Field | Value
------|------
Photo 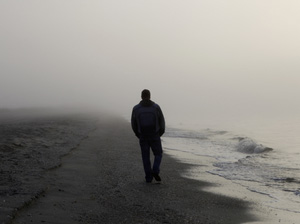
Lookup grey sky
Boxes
[1,0,300,120]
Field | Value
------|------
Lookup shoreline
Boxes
[3,113,258,224]
[164,145,300,224]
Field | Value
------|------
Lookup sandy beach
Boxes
[1,111,257,224]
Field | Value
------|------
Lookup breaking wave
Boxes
[236,138,273,154]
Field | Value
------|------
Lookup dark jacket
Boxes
[131,99,165,138]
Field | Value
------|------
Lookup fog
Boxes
[1,0,300,122]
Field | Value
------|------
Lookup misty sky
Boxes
[1,0,300,120]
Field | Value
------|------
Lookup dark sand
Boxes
[2,113,257,224]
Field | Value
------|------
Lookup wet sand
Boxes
[2,111,257,224]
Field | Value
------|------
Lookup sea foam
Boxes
[237,138,273,154]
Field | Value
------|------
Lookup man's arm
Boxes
[157,105,165,136]
[131,108,140,138]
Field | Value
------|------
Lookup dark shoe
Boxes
[146,176,153,183]
[152,173,161,182]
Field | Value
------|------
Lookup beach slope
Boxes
[10,114,256,224]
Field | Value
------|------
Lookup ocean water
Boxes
[163,113,300,214]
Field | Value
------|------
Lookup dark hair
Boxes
[141,89,151,100]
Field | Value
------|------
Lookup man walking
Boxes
[131,89,165,183]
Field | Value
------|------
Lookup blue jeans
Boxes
[139,135,163,181]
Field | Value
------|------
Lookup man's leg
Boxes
[150,136,163,177]
[153,155,162,174]
[139,138,153,182]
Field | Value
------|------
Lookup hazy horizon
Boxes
[1,1,300,121]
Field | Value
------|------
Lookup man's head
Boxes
[141,89,151,100]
